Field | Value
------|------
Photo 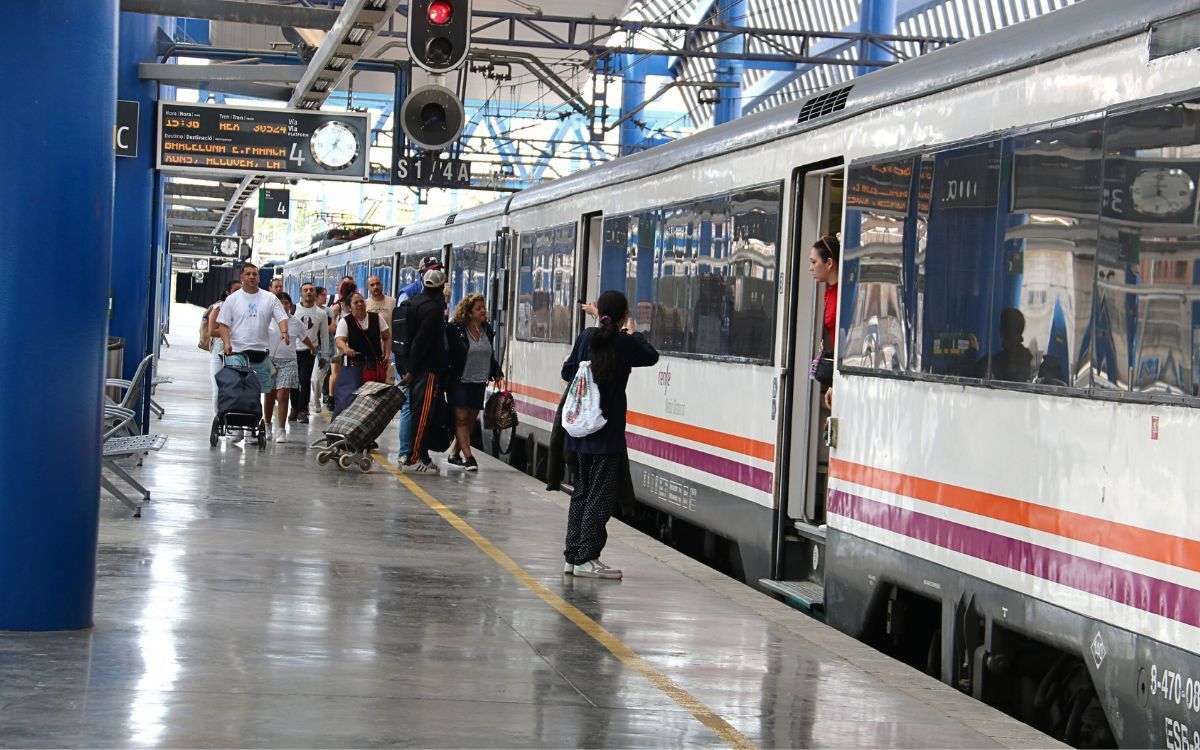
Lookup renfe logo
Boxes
[657,363,671,394]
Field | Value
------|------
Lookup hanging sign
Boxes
[156,101,370,181]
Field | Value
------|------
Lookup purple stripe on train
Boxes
[512,396,774,493]
[828,489,1200,628]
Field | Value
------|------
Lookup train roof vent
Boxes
[795,86,852,125]
[444,213,458,226]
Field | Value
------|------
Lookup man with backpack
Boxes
[398,267,449,474]
[392,255,443,464]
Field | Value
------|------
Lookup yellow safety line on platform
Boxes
[376,454,756,750]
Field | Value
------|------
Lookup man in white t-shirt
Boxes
[217,263,289,418]
[290,282,328,424]
[365,275,395,319]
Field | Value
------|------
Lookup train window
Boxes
[840,157,926,373]
[994,122,1102,389]
[516,223,576,343]
[597,185,781,362]
[920,141,1005,379]
[450,242,488,310]
[1094,101,1200,399]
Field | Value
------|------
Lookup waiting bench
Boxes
[101,433,167,518]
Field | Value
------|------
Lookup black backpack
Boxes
[391,297,415,372]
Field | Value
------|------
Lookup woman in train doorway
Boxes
[326,279,356,414]
[809,234,840,410]
[560,291,658,579]
[332,292,390,419]
[445,293,502,471]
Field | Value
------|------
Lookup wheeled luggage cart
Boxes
[210,364,268,450]
[311,381,404,472]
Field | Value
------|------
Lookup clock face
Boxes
[1129,167,1195,217]
[309,121,359,170]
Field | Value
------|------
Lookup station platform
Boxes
[0,304,1061,749]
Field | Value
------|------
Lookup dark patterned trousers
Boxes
[564,453,620,566]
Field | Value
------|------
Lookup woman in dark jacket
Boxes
[560,290,658,579]
[445,293,502,471]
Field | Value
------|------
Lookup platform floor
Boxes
[0,304,1061,749]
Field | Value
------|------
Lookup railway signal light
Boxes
[408,0,473,73]
[400,84,466,152]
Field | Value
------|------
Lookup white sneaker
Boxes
[573,560,622,579]
[229,431,244,443]
[563,562,575,574]
[265,426,274,441]
[401,459,439,474]
[275,431,288,443]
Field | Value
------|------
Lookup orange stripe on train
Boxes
[830,458,1200,574]
[507,381,775,463]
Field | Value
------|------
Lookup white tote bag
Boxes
[561,361,607,438]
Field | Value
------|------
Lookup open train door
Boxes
[762,158,843,615]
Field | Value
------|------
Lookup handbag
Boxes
[562,361,607,438]
[483,389,518,430]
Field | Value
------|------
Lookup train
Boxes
[282,2,1200,746]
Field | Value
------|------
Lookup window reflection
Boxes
[450,242,488,310]
[1001,122,1102,387]
[598,184,781,362]
[840,157,923,372]
[517,224,576,343]
[1094,103,1200,397]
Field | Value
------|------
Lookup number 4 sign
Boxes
[259,188,290,219]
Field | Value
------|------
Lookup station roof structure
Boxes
[124,0,1081,237]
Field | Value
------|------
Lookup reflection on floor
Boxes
[0,303,1058,749]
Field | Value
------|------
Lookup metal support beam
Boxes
[384,7,954,67]
[121,0,338,29]
[858,0,899,76]
[163,182,236,199]
[139,62,306,83]
[712,0,746,126]
[618,54,649,157]
[468,49,589,117]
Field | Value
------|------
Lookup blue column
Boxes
[713,0,746,126]
[857,0,897,77]
[112,11,168,430]
[619,54,648,157]
[0,1,117,631]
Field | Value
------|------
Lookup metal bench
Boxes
[101,433,167,518]
[149,376,172,418]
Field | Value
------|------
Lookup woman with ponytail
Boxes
[560,290,659,579]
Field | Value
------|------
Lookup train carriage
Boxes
[281,2,1200,744]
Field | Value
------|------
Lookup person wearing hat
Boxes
[400,266,450,473]
[392,254,445,463]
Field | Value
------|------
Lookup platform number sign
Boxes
[259,188,290,220]
[393,155,472,188]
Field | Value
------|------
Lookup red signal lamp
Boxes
[427,0,453,25]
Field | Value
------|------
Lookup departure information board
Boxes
[156,102,370,182]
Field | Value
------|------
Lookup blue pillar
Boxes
[112,12,168,430]
[619,54,648,157]
[0,1,117,631]
[857,0,897,77]
[713,0,746,126]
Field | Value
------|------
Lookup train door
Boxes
[766,159,843,612]
[577,212,603,333]
[490,230,512,366]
